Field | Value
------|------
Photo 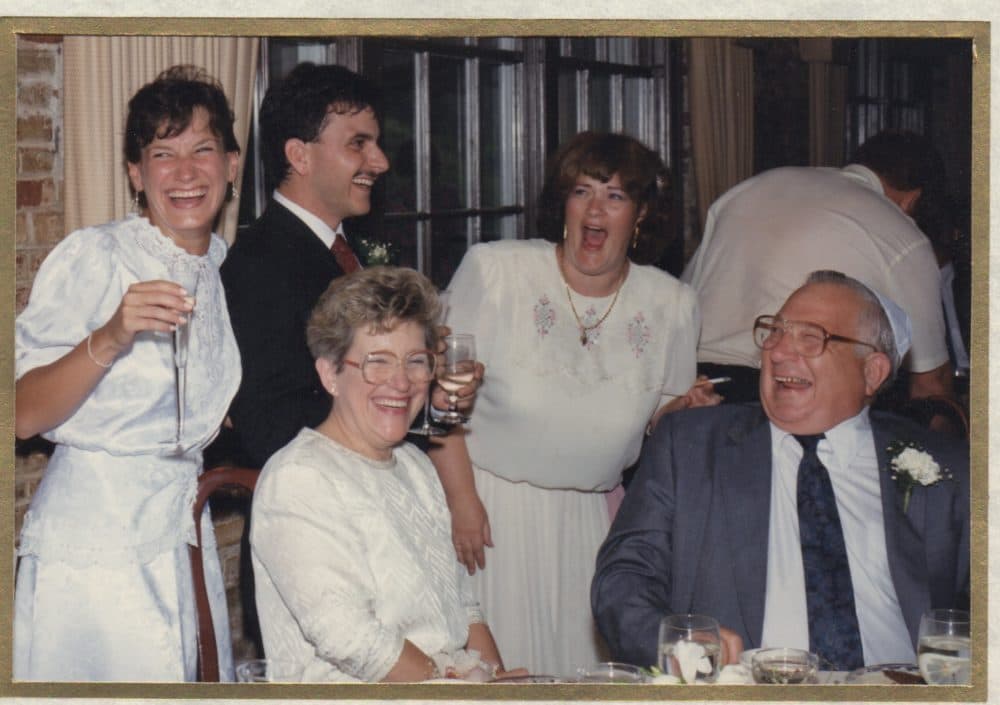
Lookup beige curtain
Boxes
[800,39,847,167]
[688,38,754,232]
[64,36,259,243]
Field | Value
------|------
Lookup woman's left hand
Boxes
[648,375,723,432]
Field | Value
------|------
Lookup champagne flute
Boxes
[169,262,199,454]
[437,334,476,425]
[918,608,971,684]
[657,613,723,684]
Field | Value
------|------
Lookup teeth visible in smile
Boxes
[353,176,375,187]
[775,375,810,385]
[168,188,207,198]
[375,398,407,409]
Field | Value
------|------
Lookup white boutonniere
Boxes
[355,237,398,266]
[886,440,952,513]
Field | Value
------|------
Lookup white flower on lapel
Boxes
[355,237,397,266]
[886,440,952,513]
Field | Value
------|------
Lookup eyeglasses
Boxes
[342,349,437,385]
[752,315,877,358]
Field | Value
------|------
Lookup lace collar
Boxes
[127,214,227,269]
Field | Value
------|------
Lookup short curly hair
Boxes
[307,267,442,370]
[124,65,239,207]
[537,131,672,265]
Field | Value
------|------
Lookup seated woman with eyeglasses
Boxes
[249,267,522,682]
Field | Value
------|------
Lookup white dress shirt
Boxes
[761,408,916,665]
[273,189,347,248]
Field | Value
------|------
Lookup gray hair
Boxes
[804,270,899,384]
[307,266,442,370]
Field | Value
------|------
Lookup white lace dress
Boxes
[13,215,241,681]
[444,239,699,676]
[250,429,484,682]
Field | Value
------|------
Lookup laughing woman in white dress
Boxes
[250,268,522,682]
[428,132,721,677]
[13,66,241,682]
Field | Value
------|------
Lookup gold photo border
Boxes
[0,16,989,702]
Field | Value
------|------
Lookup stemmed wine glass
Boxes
[169,261,199,454]
[657,613,723,684]
[437,334,476,425]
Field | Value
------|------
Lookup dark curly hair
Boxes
[537,131,671,265]
[124,65,240,207]
[259,62,383,192]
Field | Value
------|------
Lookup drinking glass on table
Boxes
[235,658,303,683]
[437,334,476,425]
[750,648,819,684]
[918,608,971,684]
[168,262,199,454]
[658,614,723,684]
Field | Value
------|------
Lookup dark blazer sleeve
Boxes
[221,205,342,467]
[592,413,680,668]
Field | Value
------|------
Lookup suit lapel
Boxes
[873,418,930,645]
[719,408,773,646]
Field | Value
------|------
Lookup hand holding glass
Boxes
[657,614,723,684]
[437,334,476,425]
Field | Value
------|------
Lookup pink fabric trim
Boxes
[605,484,626,522]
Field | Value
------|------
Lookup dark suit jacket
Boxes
[591,404,969,668]
[220,201,349,468]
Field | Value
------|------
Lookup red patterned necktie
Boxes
[330,236,363,274]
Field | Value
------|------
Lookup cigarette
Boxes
[700,376,732,386]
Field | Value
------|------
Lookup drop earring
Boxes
[632,222,640,250]
[563,223,568,241]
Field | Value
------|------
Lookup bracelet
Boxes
[86,332,114,369]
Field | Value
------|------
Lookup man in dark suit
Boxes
[592,270,969,671]
[220,63,389,468]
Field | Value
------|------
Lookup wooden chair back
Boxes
[190,466,259,682]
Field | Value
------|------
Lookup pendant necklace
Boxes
[558,248,627,346]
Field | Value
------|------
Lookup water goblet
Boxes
[437,334,476,425]
[918,608,971,685]
[657,613,723,684]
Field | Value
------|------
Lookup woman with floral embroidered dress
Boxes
[13,66,241,681]
[428,131,721,677]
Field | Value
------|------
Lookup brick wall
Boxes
[13,35,258,665]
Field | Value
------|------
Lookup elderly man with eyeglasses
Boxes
[592,270,969,673]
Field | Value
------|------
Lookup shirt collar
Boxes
[771,406,872,463]
[272,190,345,249]
[841,164,886,198]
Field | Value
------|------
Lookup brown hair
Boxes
[537,131,671,265]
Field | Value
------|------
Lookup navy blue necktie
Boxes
[795,433,864,671]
